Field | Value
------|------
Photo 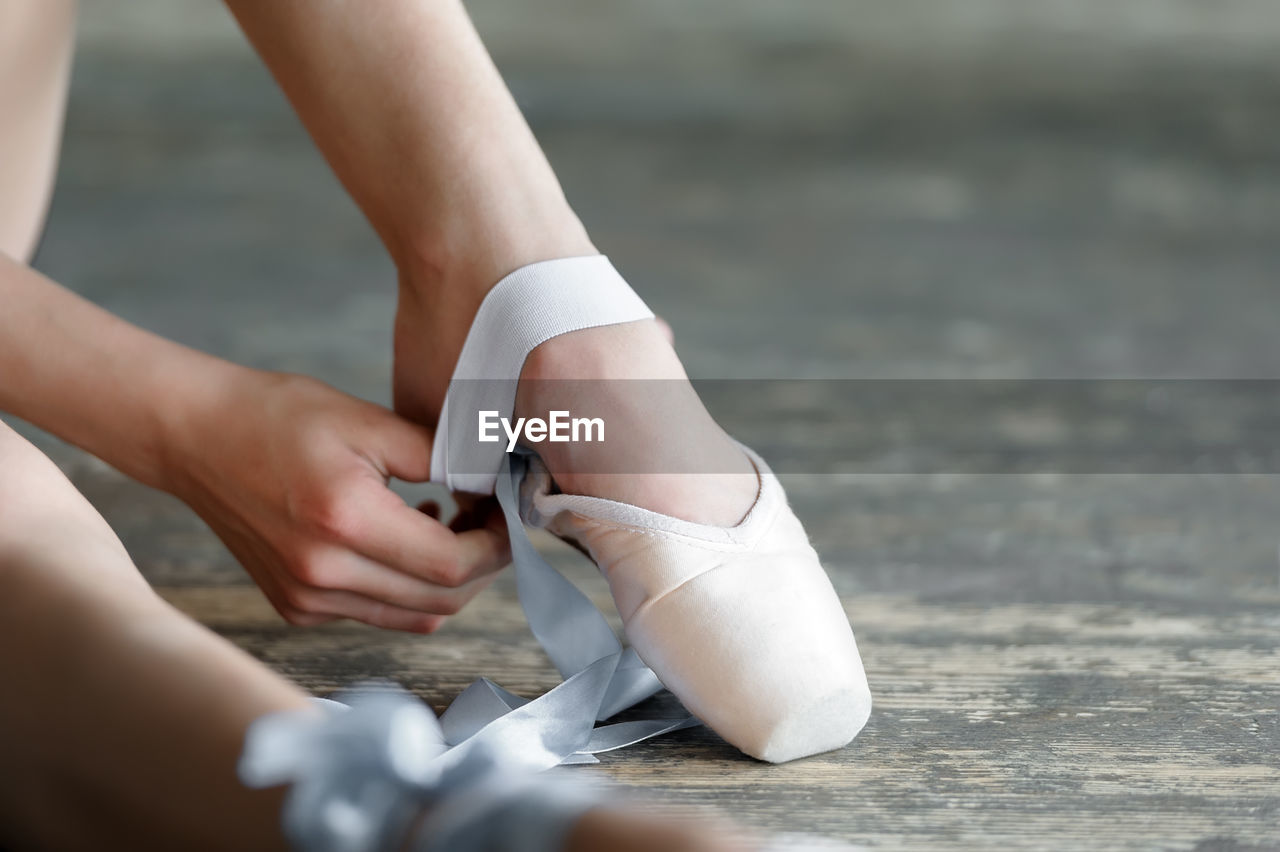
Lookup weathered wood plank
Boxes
[152,574,1280,850]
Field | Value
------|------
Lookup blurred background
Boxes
[18,1,1280,848]
[39,0,1280,386]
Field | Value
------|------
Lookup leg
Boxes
[0,421,756,849]
[0,0,75,263]
[0,420,307,850]
[225,0,757,525]
[227,0,868,765]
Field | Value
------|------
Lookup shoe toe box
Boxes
[618,521,872,763]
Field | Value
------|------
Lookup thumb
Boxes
[373,413,435,483]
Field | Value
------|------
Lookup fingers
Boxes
[330,479,510,588]
[295,545,500,619]
[222,537,344,629]
[448,493,510,563]
[285,490,507,631]
[355,412,510,584]
[274,404,511,628]
[374,416,434,483]
[282,586,450,634]
[237,534,490,634]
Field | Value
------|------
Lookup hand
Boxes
[160,367,509,633]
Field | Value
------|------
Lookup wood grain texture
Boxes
[127,487,1278,852]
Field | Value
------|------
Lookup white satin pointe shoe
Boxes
[518,444,871,763]
[432,255,872,763]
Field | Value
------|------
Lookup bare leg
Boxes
[223,0,867,773]
[225,0,758,526]
[0,419,754,850]
[0,0,75,262]
[0,420,306,851]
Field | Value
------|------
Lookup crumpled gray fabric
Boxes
[241,686,610,852]
[239,448,698,851]
[431,447,698,770]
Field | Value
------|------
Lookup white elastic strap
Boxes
[430,255,654,493]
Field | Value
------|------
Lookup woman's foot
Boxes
[514,318,759,527]
[394,248,870,764]
[395,266,757,527]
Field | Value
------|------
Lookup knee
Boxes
[0,421,113,548]
[0,418,42,468]
[0,0,77,264]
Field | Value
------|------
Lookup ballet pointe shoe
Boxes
[518,445,871,762]
[432,255,872,762]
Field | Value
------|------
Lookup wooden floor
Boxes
[59,461,1280,850]
[16,2,1280,849]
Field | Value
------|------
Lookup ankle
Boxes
[391,218,598,427]
[520,320,684,384]
[396,205,597,316]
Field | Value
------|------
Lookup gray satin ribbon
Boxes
[241,449,699,850]
[436,447,697,770]
[241,686,855,852]
[242,687,613,852]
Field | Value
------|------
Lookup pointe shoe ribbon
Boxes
[248,447,697,790]
[433,448,700,766]
[239,685,620,852]
[240,683,863,852]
